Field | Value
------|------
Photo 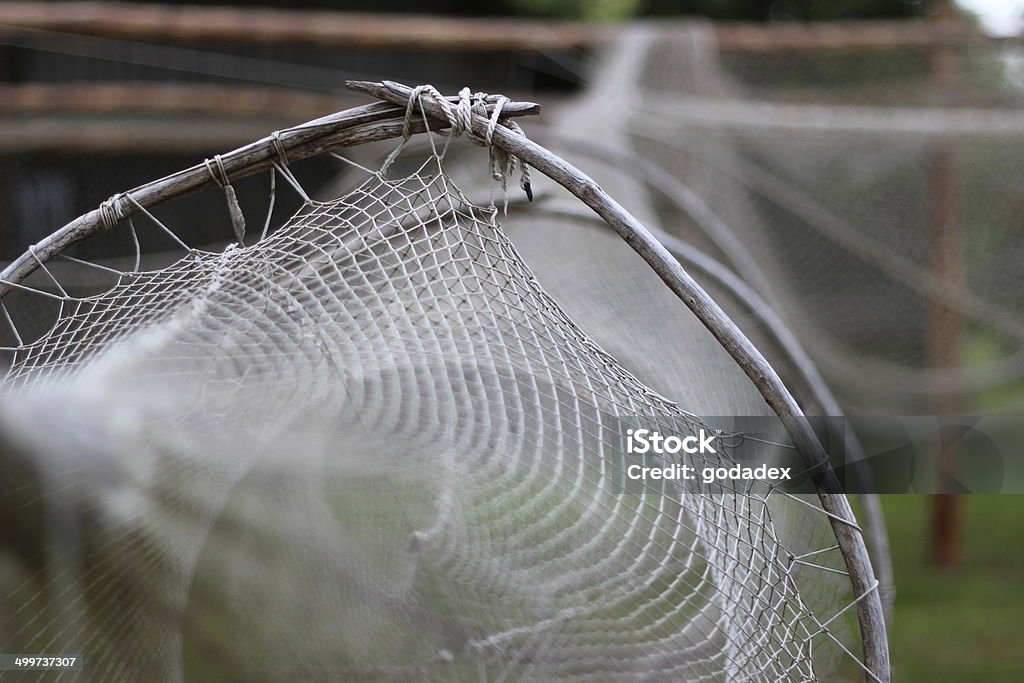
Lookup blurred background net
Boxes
[618,23,1024,415]
[3,4,1020,418]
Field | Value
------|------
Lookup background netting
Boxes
[598,24,1024,415]
[0,117,874,680]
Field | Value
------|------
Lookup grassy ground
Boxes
[882,495,1024,681]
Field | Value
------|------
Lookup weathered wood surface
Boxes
[0,2,1004,53]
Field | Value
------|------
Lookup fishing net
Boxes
[596,23,1024,415]
[0,85,883,681]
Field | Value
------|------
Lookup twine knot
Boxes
[99,194,127,230]
[385,84,532,200]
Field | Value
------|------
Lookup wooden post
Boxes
[927,0,963,568]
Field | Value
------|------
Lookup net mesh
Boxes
[611,23,1024,414]
[0,122,873,680]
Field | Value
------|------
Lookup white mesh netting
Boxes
[0,85,881,681]
[590,23,1024,415]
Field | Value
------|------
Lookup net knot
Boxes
[396,84,485,141]
[387,84,533,201]
[99,193,127,230]
[204,155,231,188]
[270,131,290,166]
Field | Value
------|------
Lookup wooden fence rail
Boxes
[0,2,1012,53]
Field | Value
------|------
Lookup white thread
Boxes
[485,95,508,147]
[271,160,310,203]
[29,246,68,299]
[123,194,191,252]
[99,194,126,230]
[270,131,290,166]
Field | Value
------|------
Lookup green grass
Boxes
[882,495,1024,682]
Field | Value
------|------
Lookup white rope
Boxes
[123,194,191,252]
[98,193,127,231]
[259,167,276,243]
[381,84,532,200]
[0,300,23,346]
[271,160,310,203]
[127,217,141,273]
[29,246,69,299]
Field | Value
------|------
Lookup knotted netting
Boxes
[0,84,884,681]
[589,22,1024,415]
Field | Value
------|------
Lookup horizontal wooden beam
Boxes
[0,117,297,152]
[0,83,355,117]
[714,19,998,52]
[0,83,358,152]
[0,2,1007,53]
[0,2,597,51]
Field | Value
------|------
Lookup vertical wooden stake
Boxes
[927,0,963,568]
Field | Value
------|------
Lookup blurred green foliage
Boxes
[882,495,1024,681]
[503,0,643,20]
